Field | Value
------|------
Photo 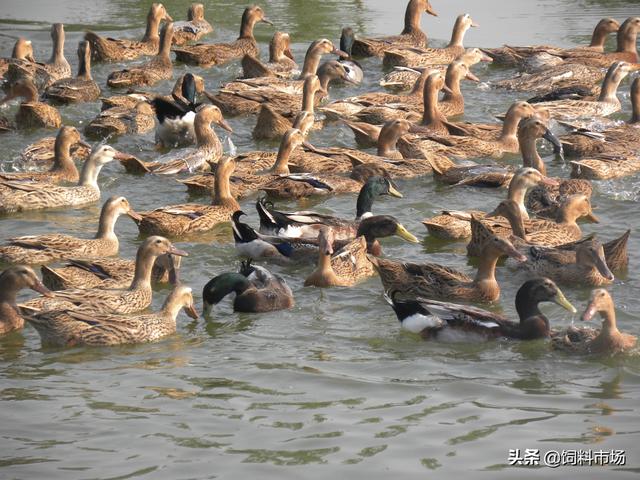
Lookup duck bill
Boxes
[126,210,143,222]
[480,52,493,62]
[441,84,453,94]
[540,175,560,187]
[284,47,295,60]
[425,4,438,16]
[395,224,419,243]
[585,212,600,223]
[581,302,598,322]
[387,183,403,198]
[465,71,480,82]
[261,17,274,26]
[31,281,53,297]
[78,140,93,149]
[332,47,349,59]
[168,246,189,257]
[543,128,564,157]
[164,13,174,22]
[113,150,133,161]
[594,254,615,282]
[184,303,199,319]
[554,289,577,314]
[471,21,480,28]
[506,246,528,263]
[217,119,233,133]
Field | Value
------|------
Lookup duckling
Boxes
[0,145,126,214]
[24,284,197,348]
[519,237,614,287]
[0,126,88,184]
[304,227,374,287]
[337,27,363,84]
[0,78,61,129]
[137,156,240,237]
[20,236,188,315]
[107,22,174,88]
[0,196,141,265]
[255,176,403,240]
[552,289,636,355]
[371,232,527,303]
[5,24,70,90]
[351,0,437,57]
[0,38,35,81]
[173,5,272,67]
[41,252,179,291]
[84,101,155,139]
[385,278,576,341]
[203,259,293,314]
[241,32,297,79]
[383,13,478,68]
[530,62,631,121]
[0,266,52,335]
[172,3,213,46]
[44,41,100,104]
[84,3,173,62]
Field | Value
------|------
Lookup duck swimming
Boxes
[44,40,100,104]
[172,3,213,46]
[0,266,52,335]
[0,78,62,129]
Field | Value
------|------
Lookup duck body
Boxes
[85,102,155,139]
[44,41,100,104]
[172,3,213,46]
[241,31,297,79]
[0,78,61,129]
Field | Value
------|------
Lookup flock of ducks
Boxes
[0,1,637,355]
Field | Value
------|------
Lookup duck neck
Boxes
[78,157,104,188]
[516,296,543,324]
[51,132,76,175]
[161,290,189,319]
[507,184,531,221]
[421,84,444,128]
[473,246,500,296]
[442,70,462,103]
[598,304,619,337]
[301,85,317,112]
[77,48,91,80]
[195,119,219,149]
[50,28,65,65]
[590,24,610,48]
[94,207,119,241]
[598,73,623,103]
[409,72,429,96]
[0,277,19,304]
[448,21,467,48]
[377,128,402,156]
[520,137,545,175]
[300,50,322,78]
[616,21,639,55]
[270,139,294,175]
[497,111,522,144]
[239,15,257,40]
[501,206,528,238]
[402,0,423,34]
[157,26,173,61]
[142,11,162,42]
[355,186,377,218]
[310,251,339,285]
[129,249,157,291]
[318,70,335,95]
[555,207,581,235]
[213,164,235,207]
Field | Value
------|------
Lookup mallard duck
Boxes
[0,266,52,335]
[241,32,297,79]
[41,253,179,291]
[173,5,272,67]
[0,78,61,129]
[0,38,35,81]
[255,175,403,241]
[44,41,100,104]
[0,196,141,264]
[552,289,636,355]
[518,237,614,287]
[530,62,631,121]
[304,227,374,287]
[20,236,188,315]
[0,126,88,184]
[107,22,174,88]
[371,231,527,303]
[383,13,478,68]
[172,3,213,46]
[137,156,240,237]
[423,167,558,240]
[5,23,71,90]
[25,284,197,348]
[85,101,155,139]
[203,259,293,314]
[483,18,620,66]
[337,27,363,84]
[385,277,576,341]
[351,0,437,57]
[84,3,172,62]
[0,145,125,214]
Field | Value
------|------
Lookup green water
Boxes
[1,1,639,478]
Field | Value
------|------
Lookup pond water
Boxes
[1,1,639,478]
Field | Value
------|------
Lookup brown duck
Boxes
[44,40,100,104]
[0,266,51,335]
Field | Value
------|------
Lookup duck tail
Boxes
[604,229,630,272]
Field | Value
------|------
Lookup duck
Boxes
[0,196,141,265]
[84,3,173,62]
[19,131,90,167]
[383,13,479,68]
[151,73,202,148]
[121,105,233,175]
[423,167,559,240]
[0,266,52,335]
[137,156,240,237]
[41,253,180,291]
[107,22,174,88]
[5,23,71,90]
[84,101,156,139]
[203,259,293,314]
[44,41,100,104]
[337,27,364,84]
[20,236,188,315]
[304,227,374,287]
[351,0,437,57]
[0,78,62,129]
[552,289,636,355]
[483,18,620,66]
[529,61,630,121]
[172,3,213,46]
[570,150,640,180]
[518,237,615,287]
[525,177,593,219]
[255,175,403,241]
[385,277,576,341]
[241,32,297,79]
[403,70,451,138]
[172,5,272,67]
[371,231,527,303]
[0,126,88,184]
[0,38,35,81]
[24,284,197,348]
[0,145,125,214]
